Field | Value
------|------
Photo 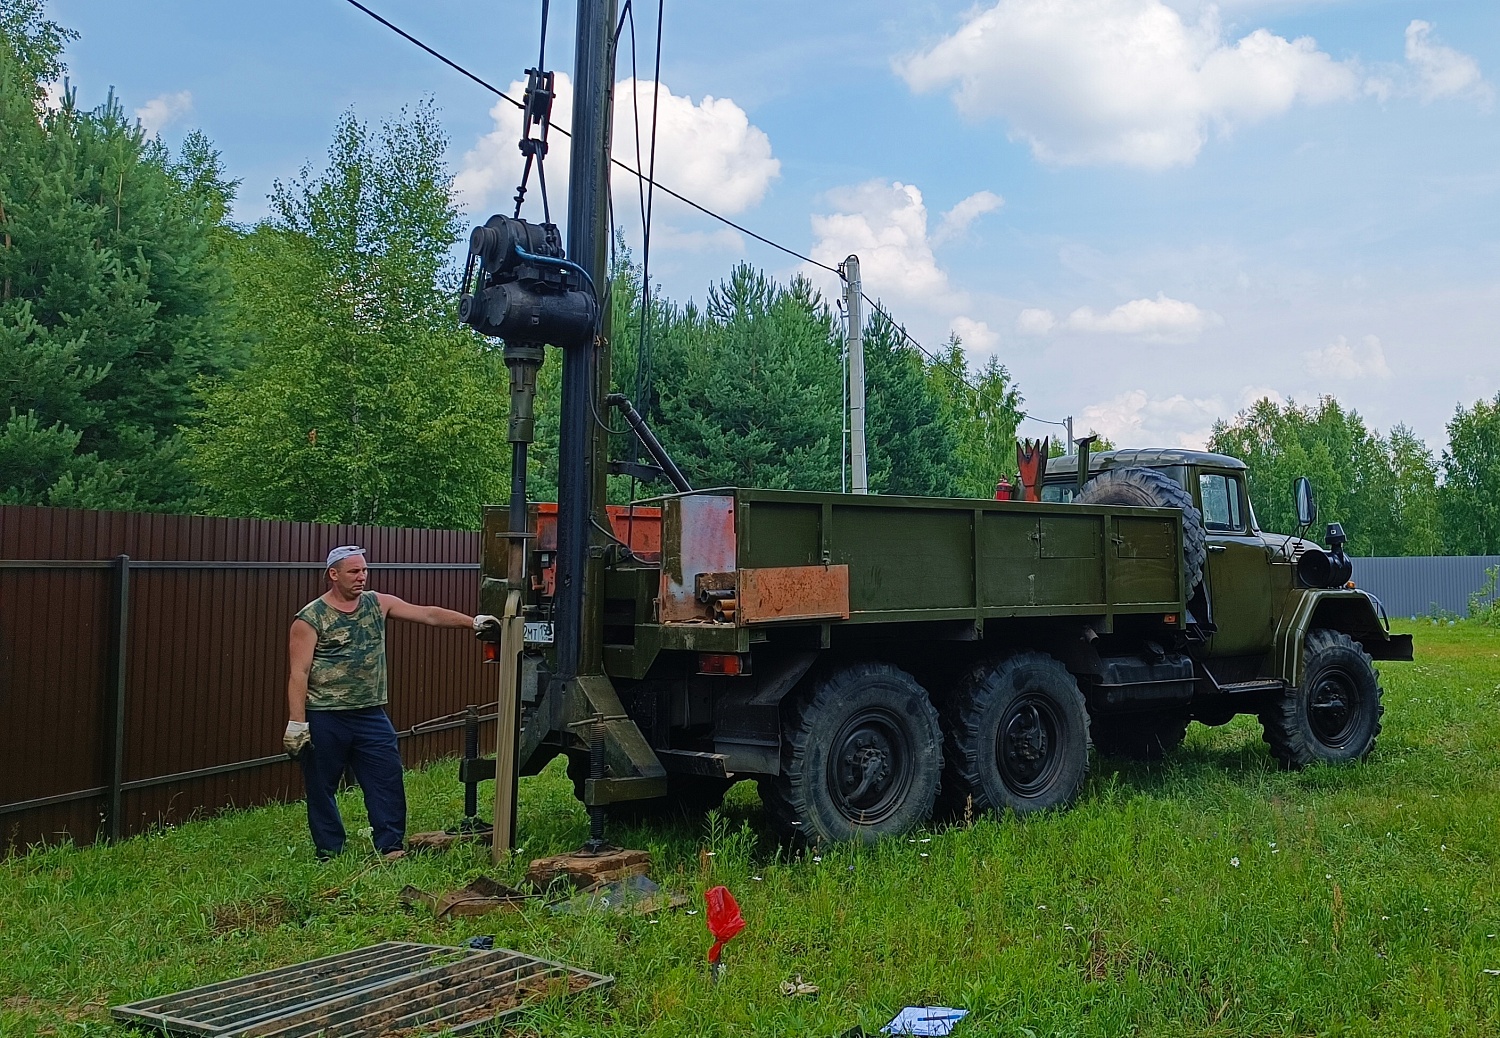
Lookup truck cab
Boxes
[1042,448,1412,754]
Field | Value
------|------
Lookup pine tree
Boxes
[1,2,238,509]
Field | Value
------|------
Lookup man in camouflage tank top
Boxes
[284,545,496,860]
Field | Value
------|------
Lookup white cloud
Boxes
[1016,308,1057,335]
[898,0,1360,168]
[934,190,1004,244]
[134,91,193,134]
[1067,294,1218,336]
[1014,294,1218,338]
[1404,20,1492,106]
[809,180,958,306]
[950,315,999,352]
[1080,388,1226,449]
[649,225,745,253]
[455,74,780,223]
[1303,334,1392,380]
[41,80,66,111]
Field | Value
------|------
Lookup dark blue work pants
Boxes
[300,706,406,856]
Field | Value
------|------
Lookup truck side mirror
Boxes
[1294,477,1318,528]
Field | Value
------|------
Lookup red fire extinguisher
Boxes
[994,476,1013,501]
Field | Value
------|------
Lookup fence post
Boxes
[106,553,130,842]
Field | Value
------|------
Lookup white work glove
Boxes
[283,720,312,761]
[473,614,501,633]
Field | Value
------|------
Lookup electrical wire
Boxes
[858,291,1065,430]
[338,0,842,277]
[634,1,665,440]
[340,0,1068,437]
[340,0,523,106]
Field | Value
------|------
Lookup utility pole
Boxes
[1065,416,1074,456]
[555,0,616,685]
[843,255,868,494]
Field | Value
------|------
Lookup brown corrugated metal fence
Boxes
[0,505,494,855]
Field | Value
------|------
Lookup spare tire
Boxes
[1075,467,1207,593]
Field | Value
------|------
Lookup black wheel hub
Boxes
[827,710,911,824]
[1309,671,1361,748]
[998,697,1061,797]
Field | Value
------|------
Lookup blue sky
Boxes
[48,0,1499,454]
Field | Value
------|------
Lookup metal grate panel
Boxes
[111,941,612,1036]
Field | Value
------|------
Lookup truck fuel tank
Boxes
[1090,653,1197,708]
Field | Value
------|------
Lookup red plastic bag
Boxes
[704,885,745,965]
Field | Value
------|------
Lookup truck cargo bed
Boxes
[657,488,1187,630]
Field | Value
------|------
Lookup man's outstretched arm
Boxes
[379,594,494,629]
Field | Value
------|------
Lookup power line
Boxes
[339,0,840,276]
[339,1,1066,432]
[859,291,1067,431]
[341,0,522,106]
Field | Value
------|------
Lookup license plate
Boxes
[523,621,554,645]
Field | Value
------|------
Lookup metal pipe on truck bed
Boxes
[607,393,693,493]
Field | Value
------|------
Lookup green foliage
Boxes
[602,261,1011,501]
[1388,422,1443,556]
[1439,392,1500,555]
[0,8,239,510]
[927,338,1024,498]
[186,104,508,528]
[0,0,73,98]
[1208,396,1437,554]
[648,264,844,492]
[860,313,963,497]
[1468,565,1500,626]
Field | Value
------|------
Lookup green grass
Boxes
[4,620,1499,1037]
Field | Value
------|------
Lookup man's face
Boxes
[328,556,368,597]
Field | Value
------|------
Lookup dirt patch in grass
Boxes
[210,895,292,934]
[3,994,108,1028]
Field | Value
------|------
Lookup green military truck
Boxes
[480,447,1411,845]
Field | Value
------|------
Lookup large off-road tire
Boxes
[760,663,943,845]
[1090,710,1191,761]
[567,755,733,822]
[942,653,1091,816]
[1076,467,1207,593]
[1260,629,1384,769]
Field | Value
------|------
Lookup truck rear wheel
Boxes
[1261,629,1384,768]
[943,653,1090,815]
[1076,467,1207,592]
[1090,710,1190,761]
[761,663,943,845]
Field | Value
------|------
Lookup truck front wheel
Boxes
[761,663,943,845]
[1261,629,1384,768]
[943,653,1091,815]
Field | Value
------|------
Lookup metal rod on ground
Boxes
[585,713,607,852]
[843,255,868,494]
[492,590,524,862]
[462,706,480,822]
